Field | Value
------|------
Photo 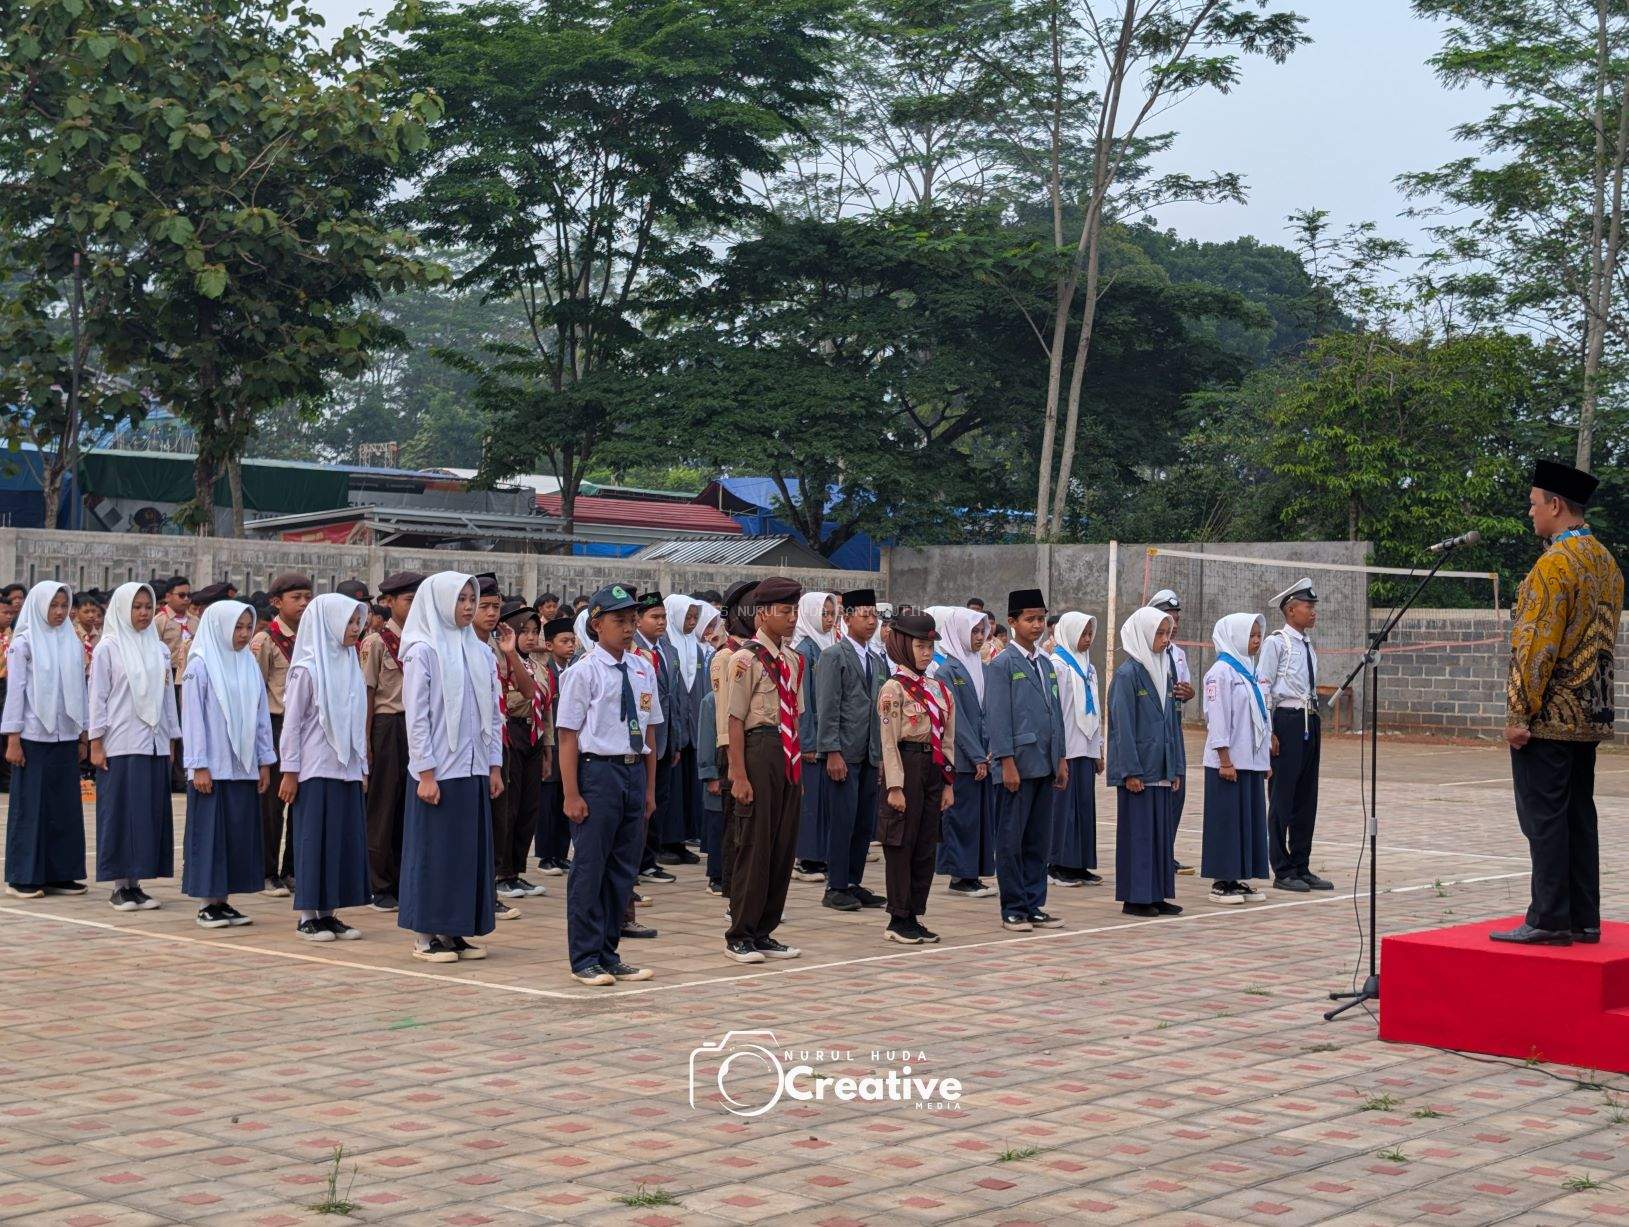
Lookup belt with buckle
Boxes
[582,752,641,765]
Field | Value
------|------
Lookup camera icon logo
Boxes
[688,1030,786,1117]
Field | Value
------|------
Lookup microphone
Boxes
[1427,529,1482,554]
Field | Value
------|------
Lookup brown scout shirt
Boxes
[726,631,805,731]
[249,616,297,716]
[878,670,956,791]
[359,620,405,716]
[155,607,194,684]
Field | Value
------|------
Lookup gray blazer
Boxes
[933,656,989,774]
[814,638,883,765]
[983,642,1065,780]
[795,639,821,753]
[1106,659,1184,787]
[639,633,672,759]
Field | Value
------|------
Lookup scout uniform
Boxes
[1257,577,1329,891]
[724,575,806,962]
[496,598,550,899]
[711,580,758,896]
[359,570,423,908]
[250,571,310,891]
[556,584,662,986]
[533,616,575,874]
[656,593,705,865]
[876,613,955,944]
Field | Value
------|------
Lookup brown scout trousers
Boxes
[725,727,801,945]
[880,744,944,921]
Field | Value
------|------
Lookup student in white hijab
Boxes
[88,582,180,910]
[1200,613,1272,905]
[179,600,276,927]
[279,593,373,941]
[396,572,503,964]
[1107,606,1183,918]
[791,590,837,880]
[3,581,90,898]
[1048,611,1104,887]
[929,606,998,898]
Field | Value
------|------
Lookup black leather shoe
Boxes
[1273,877,1311,893]
[822,889,861,912]
[1572,928,1602,944]
[619,921,658,939]
[851,886,887,910]
[1122,903,1159,917]
[1489,923,1571,946]
[1300,871,1334,890]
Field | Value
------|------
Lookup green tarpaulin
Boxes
[79,450,349,514]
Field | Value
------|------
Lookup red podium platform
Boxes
[1379,916,1629,1073]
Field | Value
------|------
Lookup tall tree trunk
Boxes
[1048,206,1108,535]
[228,455,245,538]
[192,449,217,537]
[43,254,87,532]
[1032,1,1070,540]
[1579,37,1629,469]
[39,464,62,532]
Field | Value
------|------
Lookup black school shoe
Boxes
[43,880,87,895]
[1028,910,1063,927]
[724,940,765,964]
[672,846,701,865]
[196,903,233,929]
[754,937,800,960]
[913,921,940,944]
[1573,927,1602,944]
[297,918,336,942]
[947,878,994,898]
[109,886,140,912]
[638,867,677,884]
[370,891,399,911]
[1300,871,1334,891]
[822,889,861,912]
[1489,922,1571,946]
[220,904,252,926]
[322,916,362,941]
[620,921,658,939]
[130,886,160,910]
[884,916,923,944]
[851,886,887,910]
[1080,869,1103,884]
[1273,876,1311,893]
[605,959,653,981]
[447,935,486,960]
[1122,903,1159,917]
[1155,901,1183,916]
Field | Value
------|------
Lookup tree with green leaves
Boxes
[0,0,446,534]
[388,0,840,534]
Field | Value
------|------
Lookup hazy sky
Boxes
[308,0,1491,255]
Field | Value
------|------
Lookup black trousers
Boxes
[535,778,569,865]
[498,737,543,880]
[366,712,407,894]
[880,747,944,920]
[1267,708,1319,879]
[260,712,293,879]
[169,683,186,793]
[1512,737,1600,932]
[726,728,801,945]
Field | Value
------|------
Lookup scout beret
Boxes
[1007,587,1046,617]
[722,580,758,639]
[542,616,576,640]
[268,571,313,597]
[378,570,424,596]
[336,578,372,603]
[1533,459,1599,506]
[752,576,803,607]
[499,597,538,627]
[192,581,233,607]
[890,611,939,641]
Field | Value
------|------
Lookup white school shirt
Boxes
[88,646,181,757]
[278,665,368,783]
[1052,656,1103,761]
[556,644,663,756]
[0,636,84,743]
[1167,642,1191,686]
[180,657,277,781]
[402,640,504,781]
[1256,624,1317,710]
[1202,661,1271,772]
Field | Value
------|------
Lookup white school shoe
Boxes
[1239,883,1267,903]
[1208,884,1246,906]
[495,901,521,921]
[109,887,141,912]
[262,877,289,898]
[515,877,548,897]
[5,884,44,899]
[1047,873,1084,888]
[495,880,529,900]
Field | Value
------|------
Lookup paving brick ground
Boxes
[1,732,1626,1225]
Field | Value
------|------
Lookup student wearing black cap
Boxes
[252,571,313,897]
[1493,460,1623,946]
[360,571,423,910]
[1258,576,1331,893]
[876,612,955,943]
[984,588,1068,931]
[467,574,522,919]
[556,583,662,985]
[710,581,757,896]
[495,599,549,901]
[534,615,577,875]
[814,587,887,913]
[631,592,677,893]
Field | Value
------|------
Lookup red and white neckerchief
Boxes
[747,639,801,783]
[896,669,953,784]
[520,656,547,746]
[267,618,295,661]
[377,624,401,666]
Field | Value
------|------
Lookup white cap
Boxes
[1149,588,1181,611]
[1271,577,1319,609]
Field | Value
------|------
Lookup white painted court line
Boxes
[1309,839,1531,863]
[1436,767,1629,788]
[0,870,1531,1003]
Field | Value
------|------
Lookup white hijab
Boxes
[663,593,702,688]
[573,607,590,652]
[793,591,837,652]
[98,582,165,729]
[1211,612,1269,750]
[1119,606,1172,710]
[1050,610,1100,741]
[399,571,490,754]
[193,600,261,771]
[930,606,988,702]
[291,593,366,766]
[15,580,88,735]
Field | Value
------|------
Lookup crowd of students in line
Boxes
[0,569,1330,986]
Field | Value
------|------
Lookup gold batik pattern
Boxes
[1506,532,1623,741]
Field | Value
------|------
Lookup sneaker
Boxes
[754,937,801,960]
[262,877,289,898]
[633,890,652,907]
[1028,910,1063,928]
[792,864,827,883]
[620,921,658,939]
[1155,901,1183,916]
[1001,913,1033,932]
[282,875,297,892]
[672,847,701,865]
[413,939,459,964]
[724,939,766,964]
[538,860,565,877]
[706,879,723,896]
[1048,870,1084,888]
[130,886,161,910]
[43,880,87,895]
[322,916,362,941]
[555,858,572,874]
[915,921,941,943]
[1175,862,1197,877]
[514,876,547,897]
[948,878,995,898]
[885,917,924,944]
[822,889,861,912]
[494,901,521,920]
[109,887,140,912]
[656,850,685,866]
[196,903,232,929]
[1209,882,1246,906]
[605,959,653,981]
[447,935,486,960]
[1239,882,1267,903]
[5,883,44,899]
[220,904,252,927]
[370,891,399,911]
[571,963,615,985]
[638,867,676,884]
[851,886,887,910]
[1080,869,1104,884]
[297,918,336,942]
[1122,902,1159,917]
[1273,876,1311,893]
[1300,871,1334,891]
[496,878,528,899]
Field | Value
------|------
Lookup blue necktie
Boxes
[615,661,640,752]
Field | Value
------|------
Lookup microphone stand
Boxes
[1324,541,1466,1022]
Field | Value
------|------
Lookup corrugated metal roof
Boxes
[633,536,830,568]
[536,493,741,535]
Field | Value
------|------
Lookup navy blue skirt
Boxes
[1115,785,1177,905]
[794,767,828,861]
[936,771,995,878]
[1200,767,1269,882]
[1049,756,1098,869]
[95,754,174,881]
[398,775,495,938]
[181,779,264,898]
[292,777,371,911]
[658,747,702,845]
[5,739,85,885]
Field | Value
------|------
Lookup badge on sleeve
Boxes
[1205,679,1219,703]
[639,692,653,713]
